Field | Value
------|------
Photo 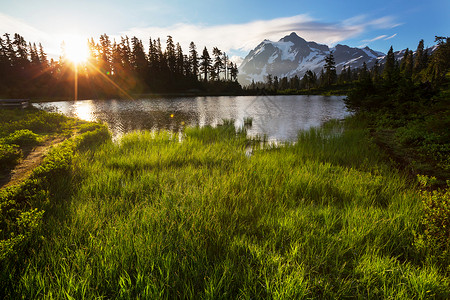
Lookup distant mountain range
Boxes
[237,32,396,85]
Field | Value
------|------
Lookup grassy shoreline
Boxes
[1,108,449,298]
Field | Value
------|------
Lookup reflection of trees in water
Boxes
[101,110,200,138]
[34,96,349,142]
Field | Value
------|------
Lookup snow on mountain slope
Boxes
[238,32,385,85]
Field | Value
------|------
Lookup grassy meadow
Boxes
[1,108,449,298]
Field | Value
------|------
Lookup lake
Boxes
[34,95,350,142]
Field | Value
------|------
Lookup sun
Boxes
[63,36,89,64]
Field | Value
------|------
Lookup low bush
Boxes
[415,178,450,270]
[0,144,21,169]
[2,130,40,148]
[78,122,104,134]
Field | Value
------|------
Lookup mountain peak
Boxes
[279,32,308,49]
[238,34,385,85]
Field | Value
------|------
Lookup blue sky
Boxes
[0,0,448,63]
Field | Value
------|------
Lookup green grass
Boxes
[0,107,84,176]
[2,115,448,299]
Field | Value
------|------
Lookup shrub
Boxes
[78,122,104,134]
[3,130,40,147]
[416,178,450,268]
[0,144,21,169]
[76,124,111,150]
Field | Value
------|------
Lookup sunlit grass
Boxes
[3,116,449,298]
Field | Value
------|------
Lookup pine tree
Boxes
[189,42,199,80]
[212,47,223,81]
[38,42,48,68]
[266,74,273,89]
[383,46,395,82]
[413,39,425,73]
[200,47,211,82]
[176,42,184,75]
[401,49,413,78]
[131,36,148,79]
[99,34,112,74]
[222,52,228,80]
[273,75,279,90]
[183,54,190,76]
[372,60,380,82]
[230,63,238,82]
[28,42,40,66]
[323,52,336,86]
[426,36,450,83]
[359,62,370,82]
[165,36,176,73]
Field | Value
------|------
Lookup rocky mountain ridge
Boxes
[238,32,385,85]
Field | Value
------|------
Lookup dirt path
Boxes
[0,136,66,189]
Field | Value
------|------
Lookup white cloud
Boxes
[118,14,369,55]
[367,16,402,29]
[0,12,90,58]
[384,33,397,40]
[0,12,50,41]
[362,35,388,43]
[0,12,402,60]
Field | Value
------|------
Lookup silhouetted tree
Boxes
[324,51,336,86]
[200,47,211,82]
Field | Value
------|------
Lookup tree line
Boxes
[345,37,449,111]
[0,33,241,99]
[244,38,447,95]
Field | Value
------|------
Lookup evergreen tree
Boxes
[131,36,148,81]
[323,52,336,86]
[302,70,317,90]
[230,63,238,82]
[413,39,425,73]
[38,42,48,68]
[359,62,370,82]
[289,75,300,90]
[266,74,273,89]
[222,52,228,80]
[183,54,191,77]
[200,47,211,82]
[99,34,112,74]
[426,36,450,83]
[280,76,288,90]
[273,76,279,90]
[212,47,223,81]
[383,46,396,82]
[319,69,326,87]
[189,42,199,80]
[401,49,413,78]
[372,60,380,82]
[176,42,184,75]
[165,36,176,73]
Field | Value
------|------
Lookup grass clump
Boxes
[2,129,41,148]
[0,144,21,169]
[2,118,447,299]
[0,118,110,298]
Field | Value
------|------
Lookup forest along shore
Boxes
[1,105,449,298]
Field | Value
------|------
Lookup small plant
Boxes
[243,117,253,127]
[78,122,104,134]
[221,118,235,127]
[0,143,21,169]
[416,185,450,266]
[3,129,40,147]
[417,174,438,188]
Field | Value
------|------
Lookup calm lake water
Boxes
[34,95,350,142]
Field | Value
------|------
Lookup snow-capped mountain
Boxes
[238,32,385,85]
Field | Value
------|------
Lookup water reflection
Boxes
[34,95,350,142]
